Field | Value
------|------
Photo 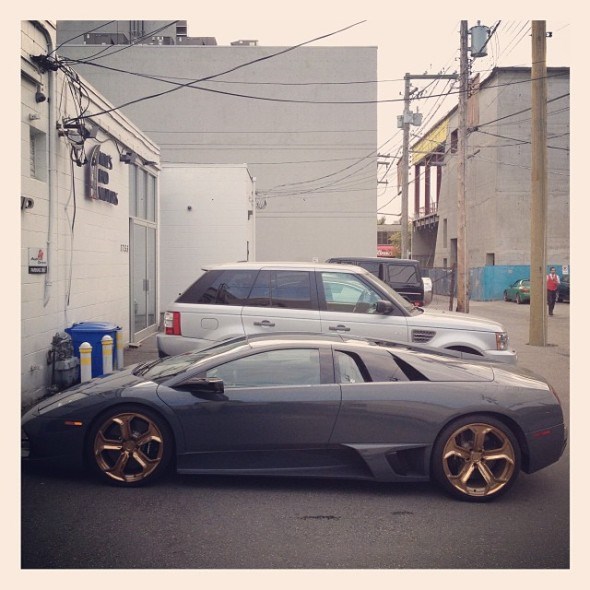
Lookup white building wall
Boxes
[21,21,160,405]
[159,164,255,309]
[54,38,378,263]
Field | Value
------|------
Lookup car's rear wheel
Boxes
[503,291,509,301]
[431,415,520,502]
[516,294,522,304]
[87,405,172,486]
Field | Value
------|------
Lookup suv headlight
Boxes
[496,331,509,351]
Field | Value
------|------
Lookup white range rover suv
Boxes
[157,262,516,364]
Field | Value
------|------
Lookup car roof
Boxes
[203,261,370,273]
[328,257,420,265]
[228,331,466,359]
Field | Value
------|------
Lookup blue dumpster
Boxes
[65,322,121,378]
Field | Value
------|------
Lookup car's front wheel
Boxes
[431,415,521,502]
[503,291,509,301]
[87,405,173,486]
[516,294,522,304]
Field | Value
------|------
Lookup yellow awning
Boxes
[411,119,449,166]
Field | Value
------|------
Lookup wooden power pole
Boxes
[456,20,469,313]
[529,20,548,346]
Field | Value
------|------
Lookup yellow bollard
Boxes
[101,335,114,374]
[79,342,92,382]
[116,330,124,370]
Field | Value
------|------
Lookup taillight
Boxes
[164,311,181,335]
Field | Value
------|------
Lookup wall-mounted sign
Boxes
[86,145,119,205]
[29,247,47,274]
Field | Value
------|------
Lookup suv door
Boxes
[241,269,322,337]
[317,270,408,342]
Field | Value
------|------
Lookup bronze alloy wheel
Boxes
[433,416,520,501]
[90,407,171,485]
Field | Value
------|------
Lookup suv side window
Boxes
[355,261,381,277]
[319,271,383,313]
[386,264,420,285]
[176,269,258,305]
[247,270,314,310]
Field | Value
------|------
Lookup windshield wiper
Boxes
[133,358,162,376]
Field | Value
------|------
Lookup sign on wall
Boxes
[28,247,47,274]
[86,145,119,205]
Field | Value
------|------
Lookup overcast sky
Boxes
[185,7,571,220]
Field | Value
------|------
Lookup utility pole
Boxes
[401,74,411,259]
[456,20,469,313]
[399,73,457,259]
[529,20,548,346]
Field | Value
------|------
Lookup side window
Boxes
[357,349,409,382]
[205,349,321,387]
[176,269,258,305]
[320,272,382,313]
[334,351,367,384]
[356,261,380,277]
[247,270,313,310]
[387,265,420,285]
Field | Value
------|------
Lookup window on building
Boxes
[486,253,495,266]
[130,165,156,221]
[29,127,47,181]
[450,129,458,154]
[377,231,389,245]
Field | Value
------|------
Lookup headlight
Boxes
[37,392,87,415]
[496,332,509,351]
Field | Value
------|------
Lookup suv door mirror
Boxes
[375,300,394,314]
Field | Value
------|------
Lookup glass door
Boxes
[130,219,157,343]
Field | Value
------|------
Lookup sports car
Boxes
[21,334,566,502]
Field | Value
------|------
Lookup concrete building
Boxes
[410,67,569,297]
[21,21,160,404]
[56,20,378,263]
[159,164,256,308]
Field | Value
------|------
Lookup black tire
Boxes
[86,405,173,487]
[516,294,522,304]
[503,291,509,302]
[431,414,521,502]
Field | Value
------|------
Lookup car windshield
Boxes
[361,272,418,313]
[133,337,251,380]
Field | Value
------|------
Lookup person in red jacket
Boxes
[546,267,561,316]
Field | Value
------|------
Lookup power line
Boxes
[61,20,368,123]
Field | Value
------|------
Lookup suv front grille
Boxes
[411,329,436,344]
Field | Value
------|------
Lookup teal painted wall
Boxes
[470,265,567,300]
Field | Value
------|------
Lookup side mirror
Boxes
[375,300,394,315]
[178,377,225,398]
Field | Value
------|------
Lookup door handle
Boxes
[254,320,276,327]
[329,324,351,332]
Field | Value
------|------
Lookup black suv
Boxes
[327,257,425,306]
